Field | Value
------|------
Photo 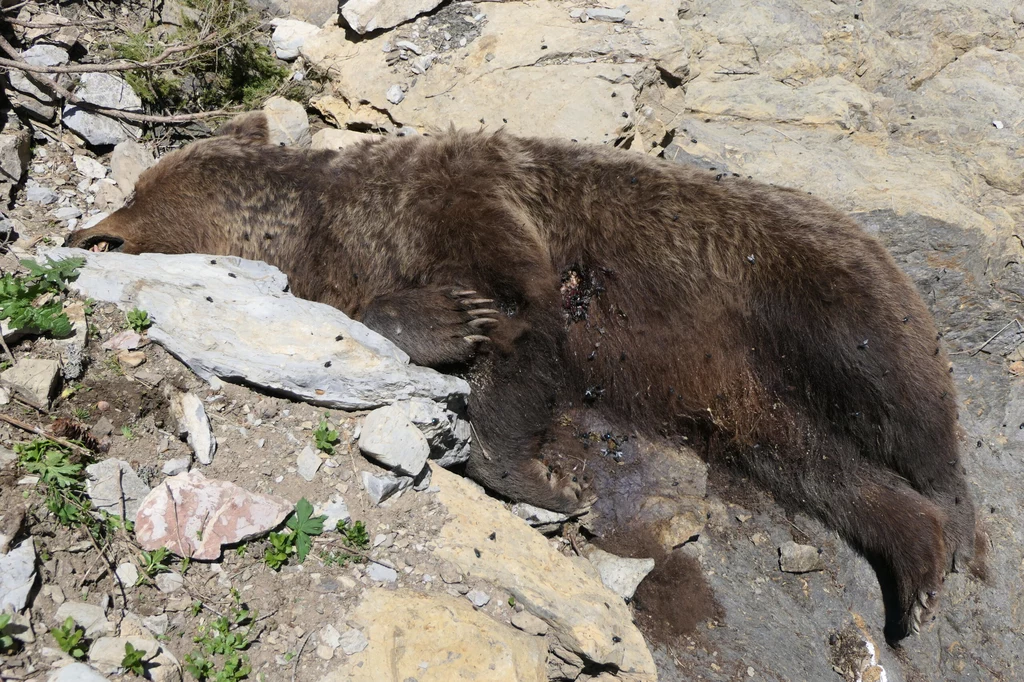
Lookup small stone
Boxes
[161,457,191,476]
[359,404,430,476]
[55,602,112,638]
[339,627,368,655]
[779,541,824,573]
[0,358,61,408]
[73,155,107,180]
[143,613,169,635]
[271,18,321,61]
[511,503,569,527]
[25,180,58,204]
[586,548,655,599]
[511,610,549,636]
[361,470,412,505]
[85,459,151,520]
[993,120,1004,129]
[439,562,463,584]
[367,562,398,583]
[90,416,114,438]
[0,539,36,611]
[171,392,217,465]
[155,572,184,594]
[102,330,143,351]
[395,40,423,55]
[386,84,406,105]
[116,562,139,586]
[43,584,65,605]
[586,7,627,21]
[297,445,322,481]
[320,623,342,649]
[263,96,311,147]
[52,206,83,221]
[317,495,351,529]
[466,589,491,607]
[117,350,146,367]
[311,128,373,151]
[88,635,179,679]
[316,643,335,660]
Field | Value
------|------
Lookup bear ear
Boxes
[215,112,270,146]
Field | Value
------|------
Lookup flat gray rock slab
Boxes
[47,249,469,409]
[358,404,430,476]
[586,548,655,600]
[54,602,112,638]
[0,358,61,409]
[62,73,142,146]
[85,459,151,521]
[47,662,111,682]
[0,539,36,612]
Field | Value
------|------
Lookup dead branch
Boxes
[0,33,231,124]
[0,412,95,456]
[4,16,112,28]
[0,38,207,74]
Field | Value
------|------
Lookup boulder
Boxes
[341,0,446,34]
[63,73,142,146]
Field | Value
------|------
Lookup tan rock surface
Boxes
[318,589,547,682]
[431,467,656,680]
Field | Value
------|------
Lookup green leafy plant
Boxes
[0,613,15,653]
[126,308,151,332]
[52,617,86,659]
[73,407,91,421]
[0,257,83,337]
[138,547,172,585]
[122,641,147,675]
[16,439,92,528]
[185,592,255,681]
[263,498,325,570]
[121,424,135,440]
[313,414,339,455]
[338,519,369,549]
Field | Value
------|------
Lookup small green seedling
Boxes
[263,498,325,570]
[338,519,370,550]
[121,424,135,440]
[122,641,147,675]
[52,617,86,659]
[138,547,172,584]
[313,414,339,455]
[126,307,152,332]
[0,613,15,653]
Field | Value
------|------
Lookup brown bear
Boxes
[68,112,975,642]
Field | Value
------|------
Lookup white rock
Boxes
[110,141,154,193]
[320,623,342,649]
[585,7,627,22]
[511,502,569,527]
[115,562,139,586]
[48,249,469,409]
[155,572,184,594]
[0,358,61,408]
[63,73,142,146]
[54,602,112,638]
[511,610,549,636]
[360,470,412,505]
[386,84,405,105]
[586,548,655,600]
[143,613,169,635]
[171,392,217,465]
[339,627,369,655]
[271,19,322,61]
[263,96,311,147]
[297,445,322,481]
[47,662,110,682]
[466,589,491,607]
[0,130,30,191]
[317,494,351,529]
[88,635,180,680]
[161,456,191,476]
[367,562,398,582]
[0,539,36,611]
[342,0,446,34]
[84,459,151,520]
[9,45,68,103]
[53,206,83,220]
[358,404,430,476]
[73,155,107,180]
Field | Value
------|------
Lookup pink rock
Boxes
[134,470,292,560]
[102,330,143,351]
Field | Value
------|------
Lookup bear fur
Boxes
[68,112,975,641]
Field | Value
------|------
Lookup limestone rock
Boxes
[54,602,112,638]
[263,96,311,147]
[311,128,375,151]
[432,467,656,678]
[110,141,154,194]
[318,589,547,681]
[316,494,351,529]
[63,73,142,146]
[360,470,412,505]
[0,358,61,408]
[366,562,398,583]
[9,45,68,103]
[271,18,321,60]
[85,459,151,520]
[25,179,58,204]
[115,562,139,586]
[338,627,368,655]
[0,130,30,199]
[390,398,471,467]
[358,404,430,476]
[170,392,216,464]
[134,470,293,560]
[297,444,322,481]
[779,541,824,573]
[73,155,107,180]
[585,548,655,600]
[49,249,469,409]
[88,635,181,681]
[155,572,184,594]
[0,539,35,612]
[511,611,549,636]
[341,0,445,34]
[47,662,110,682]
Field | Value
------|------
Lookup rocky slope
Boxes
[1,0,1022,681]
